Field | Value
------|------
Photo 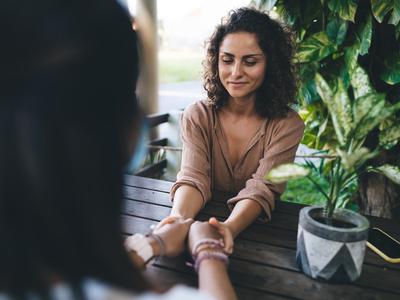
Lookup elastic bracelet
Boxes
[147,233,165,257]
[191,238,225,257]
[194,250,229,273]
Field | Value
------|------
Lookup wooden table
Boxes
[122,175,400,300]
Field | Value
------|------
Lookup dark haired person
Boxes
[170,7,305,252]
[0,0,236,299]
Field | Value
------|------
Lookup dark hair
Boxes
[204,7,297,118]
[0,0,148,296]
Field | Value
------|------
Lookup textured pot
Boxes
[296,206,369,283]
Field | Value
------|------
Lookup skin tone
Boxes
[188,222,237,300]
[127,216,194,268]
[170,32,267,251]
[128,218,236,299]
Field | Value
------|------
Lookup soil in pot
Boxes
[313,216,357,228]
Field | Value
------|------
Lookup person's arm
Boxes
[189,221,237,300]
[126,217,194,269]
[198,259,236,300]
[207,200,262,254]
[170,185,203,219]
[170,103,213,218]
[223,199,262,238]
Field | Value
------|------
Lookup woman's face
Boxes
[218,32,266,101]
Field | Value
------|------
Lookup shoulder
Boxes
[182,100,214,127]
[264,108,304,140]
[272,108,304,131]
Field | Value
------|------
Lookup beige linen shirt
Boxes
[170,100,304,221]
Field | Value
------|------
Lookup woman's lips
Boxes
[228,81,247,87]
[228,82,248,89]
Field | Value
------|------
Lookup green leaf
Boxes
[328,0,358,22]
[373,164,400,185]
[358,14,372,55]
[379,123,400,149]
[333,79,353,137]
[265,163,310,183]
[350,65,374,99]
[352,93,384,127]
[396,22,400,39]
[339,66,351,89]
[380,54,400,85]
[298,63,319,104]
[371,0,400,25]
[314,73,334,103]
[317,116,329,141]
[344,40,360,74]
[297,32,336,62]
[275,2,297,26]
[336,147,378,170]
[355,99,400,140]
[371,0,394,23]
[389,0,400,25]
[315,73,346,145]
[255,0,277,11]
[301,132,318,148]
[299,80,318,104]
[326,18,348,45]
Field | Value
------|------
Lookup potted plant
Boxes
[266,66,400,283]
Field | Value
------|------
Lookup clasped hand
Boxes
[151,216,234,258]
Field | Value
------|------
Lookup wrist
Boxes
[194,249,229,273]
[223,220,236,238]
[198,256,227,270]
[146,236,161,257]
[125,234,155,266]
[169,212,184,219]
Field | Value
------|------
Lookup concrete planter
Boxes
[296,206,370,283]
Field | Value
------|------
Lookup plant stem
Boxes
[341,172,358,189]
[327,158,342,219]
[327,160,335,218]
[306,175,330,201]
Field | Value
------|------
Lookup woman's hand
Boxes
[208,217,234,254]
[188,221,224,254]
[151,216,194,257]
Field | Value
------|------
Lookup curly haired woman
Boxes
[169,7,305,252]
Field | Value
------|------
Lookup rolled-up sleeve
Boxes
[170,104,212,207]
[227,112,304,221]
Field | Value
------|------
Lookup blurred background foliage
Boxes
[254,0,400,218]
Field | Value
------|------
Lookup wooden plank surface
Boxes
[123,175,400,300]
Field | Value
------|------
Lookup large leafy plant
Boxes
[254,0,400,217]
[266,65,400,219]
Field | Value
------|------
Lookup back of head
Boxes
[0,0,147,295]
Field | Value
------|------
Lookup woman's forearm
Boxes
[224,199,262,238]
[170,185,203,219]
[198,259,237,300]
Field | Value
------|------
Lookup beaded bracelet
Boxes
[193,249,229,273]
[191,238,225,258]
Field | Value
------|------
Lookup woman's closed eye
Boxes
[220,55,260,66]
[221,57,234,64]
[243,59,257,66]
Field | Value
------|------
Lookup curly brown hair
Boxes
[204,7,297,118]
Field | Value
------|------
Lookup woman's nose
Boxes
[231,61,243,77]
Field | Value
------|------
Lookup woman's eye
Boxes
[244,60,257,66]
[221,58,233,64]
